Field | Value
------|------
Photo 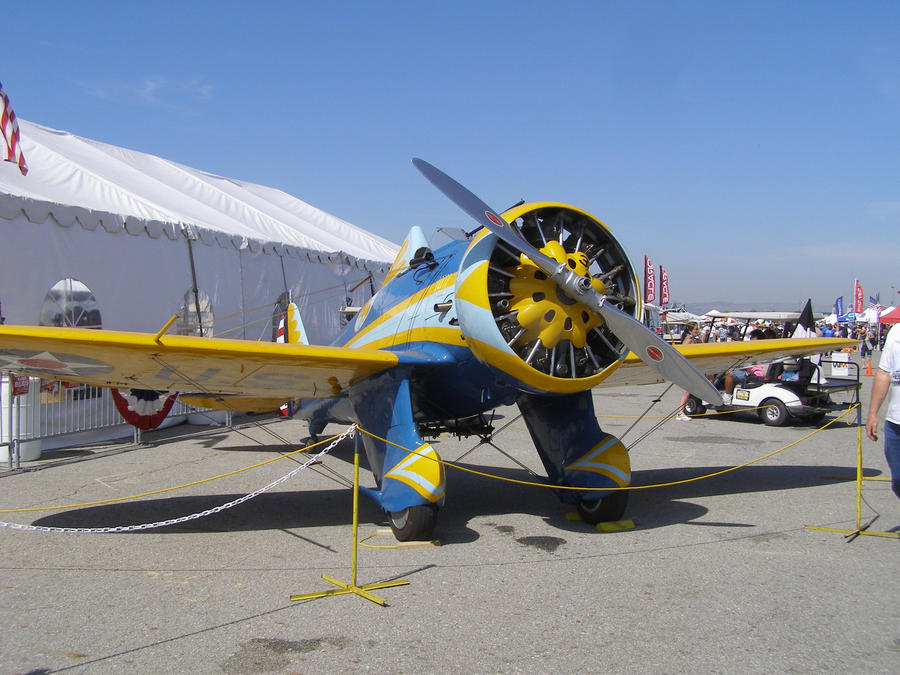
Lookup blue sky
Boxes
[5,1,899,311]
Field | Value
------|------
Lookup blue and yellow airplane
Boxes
[0,160,851,540]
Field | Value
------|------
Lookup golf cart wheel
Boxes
[683,395,706,417]
[388,504,437,541]
[805,411,827,425]
[761,398,790,427]
[576,491,629,525]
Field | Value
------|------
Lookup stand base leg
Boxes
[805,525,899,540]
[290,574,410,606]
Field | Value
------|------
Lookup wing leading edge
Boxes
[597,337,857,389]
[0,325,399,399]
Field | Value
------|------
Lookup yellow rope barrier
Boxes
[2,401,882,544]
[598,403,796,419]
[356,406,860,493]
[0,433,340,514]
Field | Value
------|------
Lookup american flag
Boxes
[868,294,885,312]
[0,81,28,176]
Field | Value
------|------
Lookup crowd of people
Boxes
[665,319,885,355]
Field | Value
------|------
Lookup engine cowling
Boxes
[454,203,641,395]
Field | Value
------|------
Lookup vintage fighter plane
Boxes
[0,160,853,540]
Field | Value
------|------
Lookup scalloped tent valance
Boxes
[0,192,379,269]
[0,120,399,264]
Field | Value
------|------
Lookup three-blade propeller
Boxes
[412,157,722,405]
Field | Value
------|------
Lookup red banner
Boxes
[659,266,669,305]
[854,279,864,313]
[643,256,655,303]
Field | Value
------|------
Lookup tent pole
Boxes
[185,236,205,337]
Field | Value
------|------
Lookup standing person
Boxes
[676,324,700,421]
[861,329,875,359]
[865,322,900,501]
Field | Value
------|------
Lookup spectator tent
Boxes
[0,120,398,343]
[880,306,900,324]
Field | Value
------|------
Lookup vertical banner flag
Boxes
[833,296,844,317]
[643,256,655,303]
[853,279,864,313]
[0,81,28,176]
[659,266,669,306]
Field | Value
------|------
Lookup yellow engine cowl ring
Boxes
[454,203,641,395]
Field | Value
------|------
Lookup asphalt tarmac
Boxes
[1,359,898,674]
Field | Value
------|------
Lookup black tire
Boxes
[683,395,706,416]
[761,398,790,427]
[576,490,629,525]
[388,504,437,541]
[805,411,827,425]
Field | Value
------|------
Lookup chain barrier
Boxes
[0,425,355,534]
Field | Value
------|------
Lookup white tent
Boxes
[862,306,895,324]
[0,120,399,343]
[662,310,704,324]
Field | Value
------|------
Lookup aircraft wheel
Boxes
[761,398,789,427]
[683,395,706,416]
[576,490,629,525]
[388,504,437,541]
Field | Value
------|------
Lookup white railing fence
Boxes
[1,375,228,469]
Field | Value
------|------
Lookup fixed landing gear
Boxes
[387,504,438,541]
[576,490,629,525]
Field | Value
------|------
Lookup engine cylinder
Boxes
[454,203,641,395]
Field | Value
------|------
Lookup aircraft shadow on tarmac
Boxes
[32,433,883,545]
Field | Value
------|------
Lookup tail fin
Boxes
[381,226,431,288]
[276,302,309,345]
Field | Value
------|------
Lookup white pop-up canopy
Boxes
[0,120,398,263]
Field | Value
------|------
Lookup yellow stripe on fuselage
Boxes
[344,273,457,349]
[352,326,465,351]
[380,240,410,289]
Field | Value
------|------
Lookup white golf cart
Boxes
[684,357,861,426]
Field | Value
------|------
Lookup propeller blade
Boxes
[412,158,560,273]
[413,157,723,405]
[593,298,723,404]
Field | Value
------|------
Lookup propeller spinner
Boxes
[412,157,723,405]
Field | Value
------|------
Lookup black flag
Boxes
[793,299,815,338]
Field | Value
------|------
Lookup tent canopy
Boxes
[661,310,703,324]
[0,120,399,263]
[880,306,900,324]
[704,310,824,321]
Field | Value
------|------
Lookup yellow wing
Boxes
[0,325,398,399]
[597,337,857,388]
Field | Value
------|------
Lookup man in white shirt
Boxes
[865,322,900,501]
